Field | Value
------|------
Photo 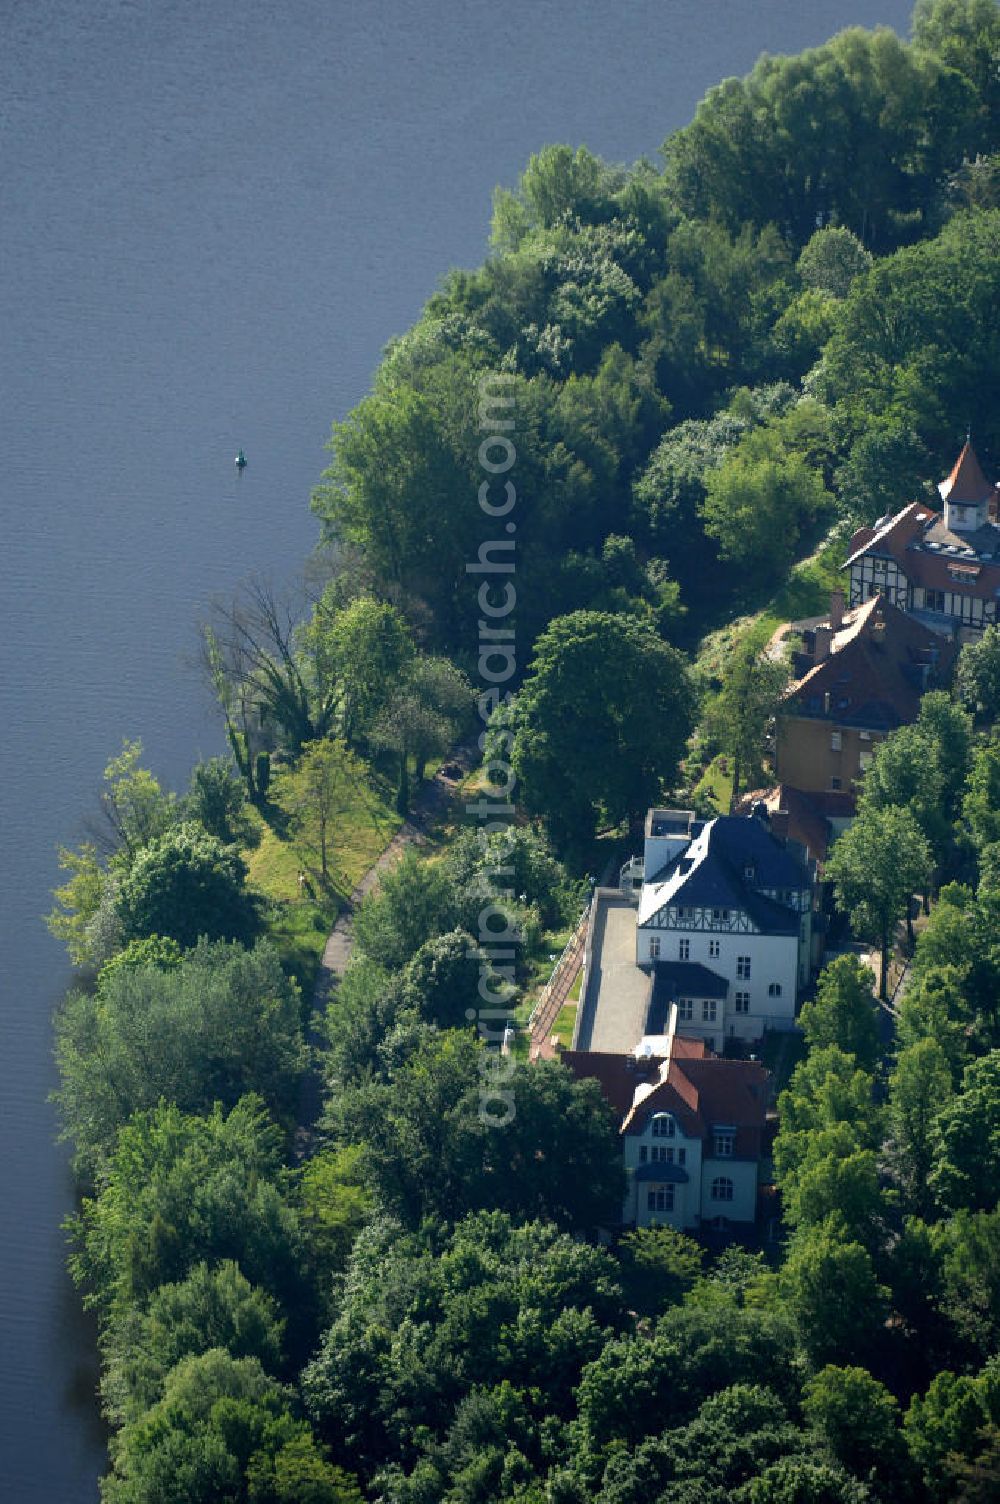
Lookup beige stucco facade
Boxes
[775,714,881,795]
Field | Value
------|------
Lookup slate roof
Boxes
[646,962,729,1037]
[637,816,806,935]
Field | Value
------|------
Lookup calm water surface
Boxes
[0,0,913,1494]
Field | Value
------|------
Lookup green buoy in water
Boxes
[235,449,247,471]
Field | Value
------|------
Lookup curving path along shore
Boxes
[296,743,479,1145]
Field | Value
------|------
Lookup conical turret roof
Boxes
[938,441,993,504]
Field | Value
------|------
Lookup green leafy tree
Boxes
[781,1225,889,1368]
[913,0,1000,151]
[957,626,1000,722]
[618,1226,703,1317]
[963,736,1000,849]
[90,737,178,860]
[933,1209,1000,1363]
[931,1051,1000,1210]
[886,1037,954,1217]
[507,610,695,845]
[782,1137,883,1250]
[338,1034,623,1231]
[859,721,949,875]
[296,1146,373,1297]
[750,1455,873,1503]
[798,956,880,1072]
[703,643,790,804]
[102,1348,348,1504]
[797,226,873,299]
[774,1046,881,1188]
[186,756,249,844]
[54,939,307,1179]
[821,211,1000,469]
[904,1365,1000,1504]
[373,655,472,809]
[69,1097,302,1323]
[701,439,827,580]
[802,1365,909,1496]
[302,1211,624,1475]
[896,962,973,1082]
[352,849,458,972]
[398,929,492,1031]
[115,822,261,950]
[320,595,415,747]
[825,804,932,998]
[270,738,365,884]
[47,841,109,966]
[101,1260,285,1425]
[573,1303,800,1468]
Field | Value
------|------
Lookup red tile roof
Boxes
[939,441,994,505]
[842,502,935,570]
[562,1048,769,1160]
[782,593,958,732]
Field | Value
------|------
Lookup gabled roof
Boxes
[562,1049,770,1160]
[939,441,993,505]
[734,784,834,865]
[637,816,806,935]
[842,501,936,570]
[783,592,958,731]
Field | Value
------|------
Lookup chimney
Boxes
[830,589,845,631]
[814,625,833,662]
[770,809,790,843]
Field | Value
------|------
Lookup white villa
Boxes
[626,807,817,1050]
[564,1030,769,1232]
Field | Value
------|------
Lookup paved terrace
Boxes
[573,889,650,1052]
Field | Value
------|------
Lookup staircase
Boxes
[528,906,590,1061]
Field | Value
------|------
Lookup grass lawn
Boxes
[693,754,734,815]
[244,764,402,996]
[694,526,849,686]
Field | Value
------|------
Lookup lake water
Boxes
[0,0,914,1494]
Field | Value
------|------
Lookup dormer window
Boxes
[651,1113,675,1139]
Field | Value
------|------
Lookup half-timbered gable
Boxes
[635,811,813,1043]
[843,443,1000,641]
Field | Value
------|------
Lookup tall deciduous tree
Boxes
[957,626,1000,722]
[703,643,789,805]
[825,804,932,998]
[887,1037,953,1218]
[271,738,364,884]
[115,822,261,951]
[701,438,828,580]
[55,939,307,1179]
[798,955,880,1071]
[508,610,695,845]
[931,1051,1000,1211]
[780,1225,889,1368]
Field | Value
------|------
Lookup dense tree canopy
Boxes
[55,939,307,1179]
[506,610,695,842]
